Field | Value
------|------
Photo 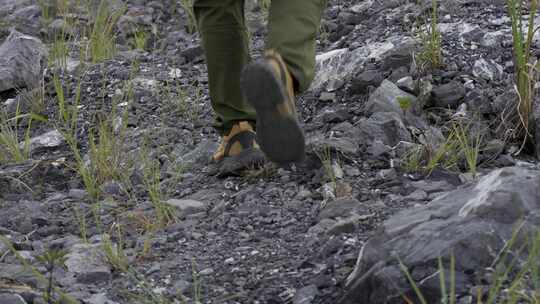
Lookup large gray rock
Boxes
[65,243,112,284]
[0,30,47,93]
[365,80,418,119]
[340,167,540,304]
[0,294,27,304]
[357,112,412,147]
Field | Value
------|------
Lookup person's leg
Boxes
[240,0,327,165]
[266,0,327,93]
[193,0,256,135]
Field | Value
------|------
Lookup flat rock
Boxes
[166,199,206,215]
[357,112,412,147]
[27,130,65,153]
[65,243,111,284]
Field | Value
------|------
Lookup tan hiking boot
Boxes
[240,50,306,165]
[212,121,266,175]
[212,121,260,162]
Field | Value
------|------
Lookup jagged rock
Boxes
[65,243,112,284]
[396,76,415,93]
[6,5,42,36]
[340,167,540,304]
[311,37,414,91]
[0,30,47,93]
[431,81,466,109]
[472,58,504,82]
[365,80,418,119]
[357,112,412,147]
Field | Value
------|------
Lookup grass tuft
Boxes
[87,0,125,63]
[505,0,539,152]
[416,0,443,69]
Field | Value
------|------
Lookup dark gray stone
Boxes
[0,30,47,93]
[350,70,383,95]
[381,40,415,71]
[181,45,204,63]
[341,167,540,304]
[431,81,466,109]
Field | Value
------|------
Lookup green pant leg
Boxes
[267,0,327,93]
[193,0,256,135]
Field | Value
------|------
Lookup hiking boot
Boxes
[212,121,265,175]
[240,50,306,165]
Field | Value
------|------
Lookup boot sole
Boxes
[241,62,305,165]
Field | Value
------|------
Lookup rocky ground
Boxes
[1,0,540,304]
